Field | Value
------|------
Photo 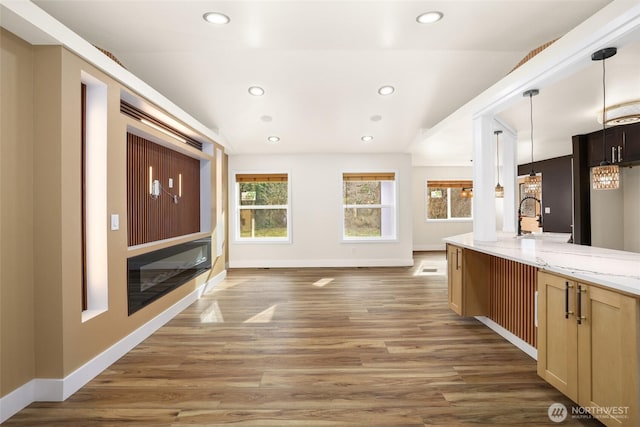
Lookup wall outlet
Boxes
[544,207,551,214]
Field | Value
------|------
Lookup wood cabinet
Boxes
[587,122,640,167]
[538,271,639,427]
[621,124,640,163]
[446,244,489,317]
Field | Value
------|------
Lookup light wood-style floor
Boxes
[6,253,602,426]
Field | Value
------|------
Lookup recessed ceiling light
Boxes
[370,115,382,122]
[416,11,443,24]
[203,12,230,24]
[267,136,280,143]
[248,86,264,96]
[260,115,273,122]
[378,85,395,96]
[361,136,374,142]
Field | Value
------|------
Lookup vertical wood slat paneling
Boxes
[489,257,537,348]
[127,133,200,246]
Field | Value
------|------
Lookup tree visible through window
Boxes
[343,172,396,239]
[426,180,472,220]
[236,174,289,240]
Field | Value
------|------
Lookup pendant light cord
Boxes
[601,55,607,163]
[496,136,500,184]
[529,93,535,174]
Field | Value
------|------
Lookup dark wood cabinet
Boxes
[587,122,640,167]
[621,123,640,163]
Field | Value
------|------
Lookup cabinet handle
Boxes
[577,285,587,325]
[618,145,623,163]
[564,281,574,318]
[612,146,617,163]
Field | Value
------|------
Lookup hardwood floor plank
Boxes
[4,253,601,426]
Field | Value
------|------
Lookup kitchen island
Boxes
[444,232,639,427]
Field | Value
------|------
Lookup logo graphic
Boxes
[548,403,568,423]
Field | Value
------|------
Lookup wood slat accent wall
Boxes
[489,257,538,348]
[127,133,200,246]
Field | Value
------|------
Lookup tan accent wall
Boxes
[0,29,36,395]
[1,29,227,397]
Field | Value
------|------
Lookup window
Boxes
[426,180,473,220]
[236,173,289,241]
[342,172,396,240]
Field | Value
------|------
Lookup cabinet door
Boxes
[447,245,463,315]
[537,272,579,401]
[588,127,620,167]
[621,125,640,164]
[577,285,638,427]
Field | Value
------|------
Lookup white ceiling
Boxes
[14,0,640,165]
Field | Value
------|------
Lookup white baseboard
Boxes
[413,244,446,251]
[228,258,414,268]
[475,316,538,360]
[0,270,226,424]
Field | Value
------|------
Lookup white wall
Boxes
[590,166,640,252]
[228,153,413,267]
[412,166,474,251]
[623,166,640,252]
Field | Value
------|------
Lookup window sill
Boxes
[234,238,292,245]
[425,218,473,223]
[341,237,398,243]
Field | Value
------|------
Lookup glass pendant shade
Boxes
[522,89,540,196]
[495,183,504,198]
[592,163,620,190]
[591,47,620,190]
[523,174,541,195]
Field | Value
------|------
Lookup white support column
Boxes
[472,115,497,242]
[501,129,518,233]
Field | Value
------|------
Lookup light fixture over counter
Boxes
[591,47,620,190]
[523,89,541,195]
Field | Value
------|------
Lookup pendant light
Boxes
[591,47,620,190]
[494,130,504,198]
[522,89,541,195]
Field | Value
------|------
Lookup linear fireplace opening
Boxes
[127,237,212,315]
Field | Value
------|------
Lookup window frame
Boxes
[425,179,474,222]
[233,172,291,244]
[341,172,398,242]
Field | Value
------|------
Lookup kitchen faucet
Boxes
[517,196,543,236]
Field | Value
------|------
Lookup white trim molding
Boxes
[229,258,413,269]
[0,270,226,424]
[475,316,538,360]
[413,244,446,252]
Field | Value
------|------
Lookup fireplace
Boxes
[127,237,211,315]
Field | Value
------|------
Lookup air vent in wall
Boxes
[120,100,203,151]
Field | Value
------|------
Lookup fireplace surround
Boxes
[127,237,211,315]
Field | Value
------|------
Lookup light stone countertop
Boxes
[444,232,640,296]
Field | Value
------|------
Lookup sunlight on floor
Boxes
[244,304,278,323]
[203,278,248,295]
[200,300,225,323]
[312,278,334,287]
